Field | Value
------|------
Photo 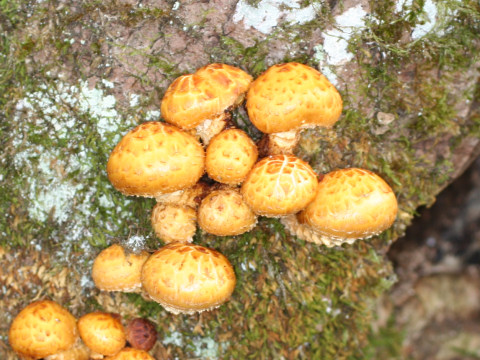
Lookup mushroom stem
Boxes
[154,182,208,208]
[280,214,357,247]
[258,130,300,156]
[195,112,230,145]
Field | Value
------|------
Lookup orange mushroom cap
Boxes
[77,312,126,357]
[107,122,205,197]
[298,168,398,241]
[141,243,236,314]
[246,62,343,134]
[9,300,78,359]
[91,244,149,292]
[241,154,319,217]
[161,63,252,130]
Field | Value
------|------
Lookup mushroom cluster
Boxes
[8,299,157,359]
[101,62,398,315]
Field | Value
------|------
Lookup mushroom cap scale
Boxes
[141,243,236,314]
[240,154,318,217]
[77,312,126,357]
[107,122,205,197]
[246,62,343,134]
[197,189,257,236]
[161,63,252,130]
[91,244,149,292]
[298,168,398,240]
[206,128,258,185]
[8,300,78,360]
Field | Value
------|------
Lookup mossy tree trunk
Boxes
[0,0,479,359]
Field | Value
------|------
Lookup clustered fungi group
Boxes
[9,62,399,359]
[9,299,157,359]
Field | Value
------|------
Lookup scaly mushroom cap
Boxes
[206,129,258,185]
[9,300,78,359]
[105,347,154,360]
[77,312,126,357]
[246,62,343,133]
[197,189,257,236]
[241,155,318,217]
[141,243,236,314]
[161,63,253,130]
[151,203,197,243]
[298,168,398,240]
[91,244,149,292]
[107,122,205,197]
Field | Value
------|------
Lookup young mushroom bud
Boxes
[282,168,398,247]
[141,243,236,314]
[246,62,342,155]
[151,203,197,243]
[161,63,253,145]
[125,318,157,351]
[92,244,149,293]
[105,347,154,360]
[77,312,126,358]
[241,155,318,217]
[197,188,257,236]
[9,300,79,360]
[107,122,205,198]
[206,128,258,185]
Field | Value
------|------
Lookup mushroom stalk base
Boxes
[196,112,230,145]
[281,215,359,247]
[259,130,300,156]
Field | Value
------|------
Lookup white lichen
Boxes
[321,4,368,66]
[233,0,316,34]
[411,0,438,40]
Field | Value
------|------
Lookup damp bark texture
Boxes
[1,0,479,359]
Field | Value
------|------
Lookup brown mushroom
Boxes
[205,128,258,185]
[77,312,126,358]
[161,63,253,144]
[246,62,342,155]
[125,318,157,351]
[141,243,236,314]
[9,300,79,360]
[197,188,257,236]
[241,154,319,217]
[282,168,398,246]
[91,244,149,292]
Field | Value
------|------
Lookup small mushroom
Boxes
[246,62,342,155]
[282,168,398,246]
[77,312,126,358]
[125,318,157,351]
[161,63,253,145]
[91,244,149,292]
[240,155,319,217]
[197,188,257,236]
[151,203,197,243]
[105,347,154,360]
[9,300,79,360]
[141,243,236,314]
[107,122,205,198]
[206,128,258,185]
